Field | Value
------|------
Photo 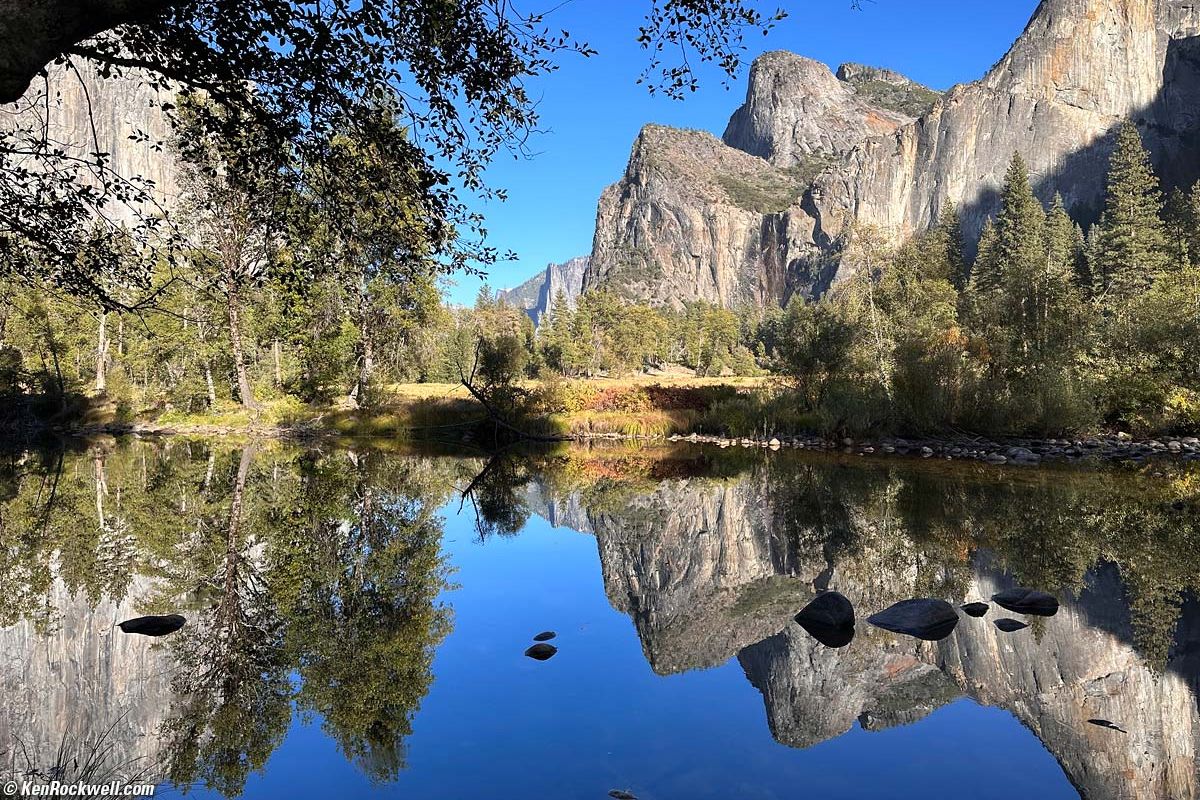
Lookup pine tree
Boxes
[970,219,1001,295]
[1164,188,1192,271]
[992,153,1048,369]
[995,153,1047,286]
[928,199,966,287]
[1036,195,1085,365]
[1045,195,1079,280]
[1095,122,1168,305]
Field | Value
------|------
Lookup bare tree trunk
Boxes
[272,338,282,388]
[204,362,217,408]
[93,452,108,530]
[94,310,109,394]
[225,285,258,409]
[350,287,374,407]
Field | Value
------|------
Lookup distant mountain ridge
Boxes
[497,256,588,326]
[586,0,1200,308]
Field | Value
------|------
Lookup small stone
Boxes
[994,618,1029,633]
[524,643,558,661]
[1087,719,1127,733]
[961,602,990,618]
[609,791,638,800]
[532,631,556,642]
[118,614,186,637]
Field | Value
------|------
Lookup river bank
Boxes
[9,378,1200,468]
[42,416,1200,470]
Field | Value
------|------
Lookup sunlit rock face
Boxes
[0,576,172,783]
[722,52,920,167]
[815,0,1200,250]
[588,0,1200,307]
[587,125,816,308]
[0,58,179,224]
[497,256,589,327]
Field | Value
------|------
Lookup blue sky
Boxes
[445,0,1042,304]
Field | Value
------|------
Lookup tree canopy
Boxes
[0,0,788,307]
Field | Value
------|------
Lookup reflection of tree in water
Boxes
[157,446,291,796]
[0,442,458,794]
[279,450,453,782]
[95,444,457,796]
[459,450,533,541]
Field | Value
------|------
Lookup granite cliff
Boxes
[0,58,180,225]
[586,0,1200,308]
[497,256,588,326]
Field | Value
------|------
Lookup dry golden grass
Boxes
[384,375,769,398]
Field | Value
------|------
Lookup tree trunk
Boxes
[94,310,109,394]
[350,288,374,407]
[272,338,282,388]
[204,362,217,408]
[0,0,180,103]
[225,285,258,409]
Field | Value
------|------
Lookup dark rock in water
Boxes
[961,602,990,618]
[608,792,638,800]
[1088,719,1127,733]
[524,643,558,661]
[118,614,186,637]
[798,619,856,649]
[532,631,557,642]
[795,591,855,648]
[994,618,1029,633]
[992,588,1059,617]
[867,599,959,641]
[796,591,854,628]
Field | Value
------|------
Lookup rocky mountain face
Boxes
[497,256,588,326]
[0,58,180,224]
[586,0,1200,307]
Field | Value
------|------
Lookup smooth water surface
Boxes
[1,440,1198,799]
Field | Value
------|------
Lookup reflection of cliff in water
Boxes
[0,442,461,797]
[0,576,172,785]
[529,451,1200,800]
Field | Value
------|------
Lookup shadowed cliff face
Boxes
[588,0,1200,306]
[528,451,1200,800]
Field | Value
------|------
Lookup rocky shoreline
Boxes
[665,431,1200,466]
[41,420,1200,468]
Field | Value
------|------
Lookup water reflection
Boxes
[0,441,461,794]
[0,440,1198,798]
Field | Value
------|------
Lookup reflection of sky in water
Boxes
[204,503,1078,800]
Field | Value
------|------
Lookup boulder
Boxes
[867,599,959,642]
[795,591,856,648]
[960,602,990,618]
[994,618,1029,633]
[992,588,1059,617]
[118,614,186,637]
[524,643,558,661]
